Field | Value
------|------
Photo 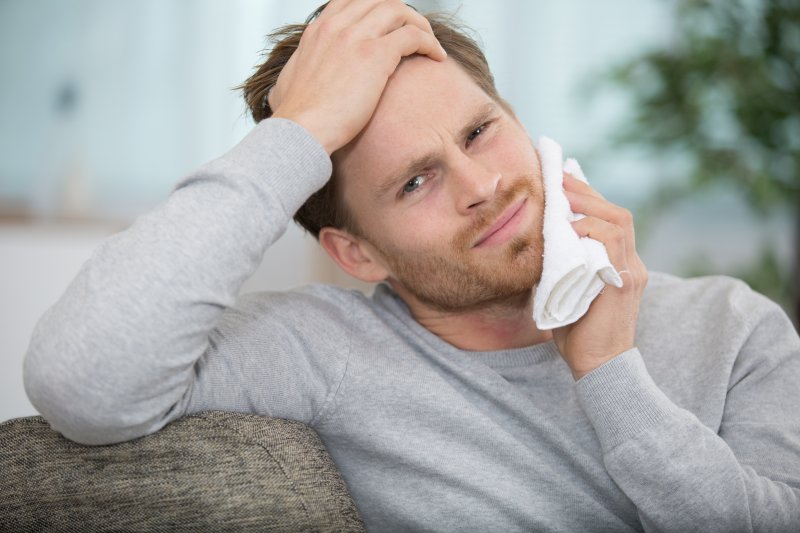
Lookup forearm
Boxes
[23,118,331,445]
[577,349,800,532]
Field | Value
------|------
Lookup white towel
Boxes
[532,137,623,329]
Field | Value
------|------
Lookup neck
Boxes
[390,282,552,351]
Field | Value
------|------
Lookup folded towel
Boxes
[532,137,623,329]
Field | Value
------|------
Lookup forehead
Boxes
[335,56,496,188]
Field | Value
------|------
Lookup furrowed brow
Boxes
[374,102,501,200]
[375,152,441,199]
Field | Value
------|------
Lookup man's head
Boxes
[241,2,544,313]
[241,3,506,238]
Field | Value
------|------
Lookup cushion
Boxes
[0,411,365,532]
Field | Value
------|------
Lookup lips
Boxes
[473,197,527,248]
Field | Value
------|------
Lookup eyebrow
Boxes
[374,102,500,199]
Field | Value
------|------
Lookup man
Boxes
[24,1,800,531]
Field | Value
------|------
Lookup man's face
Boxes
[335,56,544,312]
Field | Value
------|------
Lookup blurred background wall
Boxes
[1,0,796,421]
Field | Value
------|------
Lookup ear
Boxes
[319,227,390,283]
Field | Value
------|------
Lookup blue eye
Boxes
[402,175,426,195]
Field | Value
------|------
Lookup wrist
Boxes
[570,349,630,381]
[575,348,678,451]
[272,109,341,155]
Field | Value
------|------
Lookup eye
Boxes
[402,175,427,195]
[466,122,489,147]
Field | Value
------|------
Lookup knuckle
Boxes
[313,18,335,38]
[339,25,358,43]
[380,0,407,22]
[407,5,434,32]
[388,0,411,12]
[395,24,423,47]
[403,23,424,36]
[420,17,434,36]
[638,260,648,277]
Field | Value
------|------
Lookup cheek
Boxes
[488,120,536,160]
[495,135,538,173]
[384,202,455,252]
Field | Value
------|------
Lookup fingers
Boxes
[565,178,636,255]
[371,3,447,61]
[572,210,648,292]
[315,0,382,22]
[362,0,435,40]
[571,216,628,268]
[563,171,604,200]
[316,0,446,60]
[554,173,647,380]
[564,173,646,291]
[382,24,448,62]
[269,0,446,153]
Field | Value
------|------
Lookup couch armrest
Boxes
[0,411,365,532]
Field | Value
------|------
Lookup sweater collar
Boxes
[371,283,560,369]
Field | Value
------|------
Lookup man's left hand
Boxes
[552,173,648,380]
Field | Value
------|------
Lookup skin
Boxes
[330,56,549,350]
[271,0,648,379]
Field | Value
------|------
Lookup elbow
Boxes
[24,352,129,445]
[22,305,115,444]
[25,370,175,446]
[23,339,168,446]
[23,310,189,446]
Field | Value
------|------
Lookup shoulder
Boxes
[638,271,792,348]
[641,271,780,331]
[236,283,365,316]
[215,284,375,345]
[234,282,374,322]
[637,272,797,420]
[644,270,749,300]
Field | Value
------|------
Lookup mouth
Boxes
[472,197,528,248]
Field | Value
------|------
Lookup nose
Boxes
[450,154,501,214]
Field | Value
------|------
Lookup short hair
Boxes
[238,2,502,239]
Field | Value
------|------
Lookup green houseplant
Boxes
[606,0,799,326]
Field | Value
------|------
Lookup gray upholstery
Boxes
[0,411,365,532]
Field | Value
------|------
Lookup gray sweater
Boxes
[24,119,800,532]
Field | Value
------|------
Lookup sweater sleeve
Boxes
[23,118,333,445]
[576,289,800,532]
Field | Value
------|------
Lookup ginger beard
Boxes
[366,176,544,313]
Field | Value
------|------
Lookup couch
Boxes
[0,411,365,531]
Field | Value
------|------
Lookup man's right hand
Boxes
[269,0,447,155]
